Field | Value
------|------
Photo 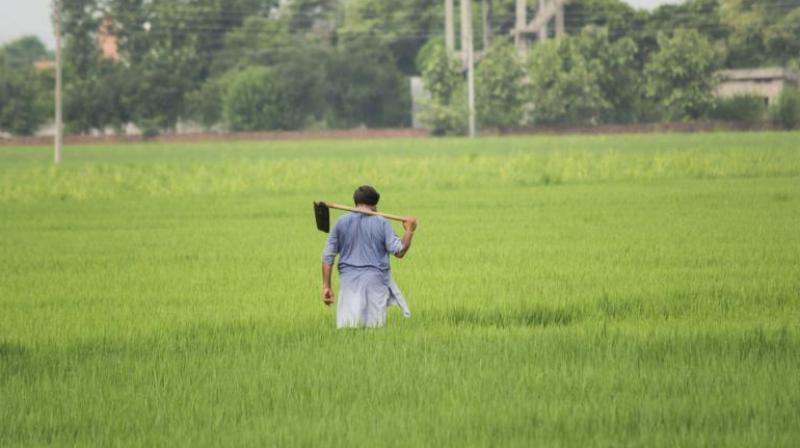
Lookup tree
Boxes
[0,36,51,68]
[223,67,285,131]
[186,78,226,130]
[106,0,277,132]
[565,0,647,43]
[418,39,465,135]
[340,0,441,75]
[763,9,800,68]
[573,27,640,123]
[719,0,800,67]
[324,36,411,128]
[476,40,525,130]
[0,58,49,136]
[643,0,727,66]
[772,87,800,130]
[64,60,130,134]
[210,16,294,75]
[418,39,461,103]
[645,29,719,121]
[527,34,610,125]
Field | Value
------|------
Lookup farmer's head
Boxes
[353,185,380,207]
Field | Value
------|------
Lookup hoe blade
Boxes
[314,201,330,233]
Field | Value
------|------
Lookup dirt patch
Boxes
[0,128,429,147]
[1,121,784,147]
[500,121,778,136]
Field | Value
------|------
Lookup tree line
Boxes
[1,0,799,137]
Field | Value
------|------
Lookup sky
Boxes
[0,0,682,50]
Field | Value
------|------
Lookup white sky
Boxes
[0,0,682,50]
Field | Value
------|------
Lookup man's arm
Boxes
[321,224,338,305]
[395,217,417,259]
[321,263,334,305]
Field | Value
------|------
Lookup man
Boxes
[321,185,418,328]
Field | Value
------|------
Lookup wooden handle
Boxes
[325,202,406,222]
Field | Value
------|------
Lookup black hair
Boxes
[353,185,380,206]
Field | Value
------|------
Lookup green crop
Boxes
[1,132,799,446]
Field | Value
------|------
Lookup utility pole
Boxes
[53,0,63,164]
[555,3,565,38]
[515,0,526,53]
[460,0,476,137]
[537,0,548,41]
[482,0,493,50]
[445,0,455,54]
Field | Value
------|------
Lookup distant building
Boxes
[33,60,55,71]
[97,17,120,61]
[715,67,800,106]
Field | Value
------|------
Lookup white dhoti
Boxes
[336,268,411,329]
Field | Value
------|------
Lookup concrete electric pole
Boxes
[482,0,493,50]
[460,0,476,137]
[445,0,455,54]
[53,0,63,164]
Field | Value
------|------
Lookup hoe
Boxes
[313,201,406,233]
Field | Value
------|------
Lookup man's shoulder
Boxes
[334,213,388,229]
[334,213,357,226]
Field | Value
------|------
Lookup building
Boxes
[97,17,120,61]
[715,67,800,106]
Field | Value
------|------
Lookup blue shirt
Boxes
[321,213,403,272]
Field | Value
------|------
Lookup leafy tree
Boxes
[528,29,624,124]
[564,0,647,44]
[340,0,441,75]
[283,0,340,34]
[643,0,727,65]
[476,40,525,130]
[324,37,410,128]
[186,78,226,129]
[210,16,294,75]
[573,26,640,123]
[719,0,800,67]
[222,62,323,131]
[0,56,49,136]
[763,9,800,68]
[64,60,130,134]
[0,36,51,68]
[772,87,800,130]
[223,67,285,131]
[418,39,461,103]
[274,45,329,128]
[418,39,465,135]
[710,94,766,122]
[106,0,276,132]
[645,29,719,121]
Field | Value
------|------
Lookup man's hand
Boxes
[322,286,333,306]
[403,216,418,232]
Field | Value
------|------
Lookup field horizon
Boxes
[2,132,799,446]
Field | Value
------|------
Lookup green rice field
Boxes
[1,132,799,446]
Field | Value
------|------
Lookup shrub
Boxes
[223,67,285,132]
[186,79,225,130]
[645,29,719,121]
[418,40,465,135]
[476,40,525,130]
[710,95,767,123]
[772,87,800,130]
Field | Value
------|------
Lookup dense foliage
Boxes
[0,0,799,135]
[773,87,800,130]
[0,51,51,136]
[709,94,767,123]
